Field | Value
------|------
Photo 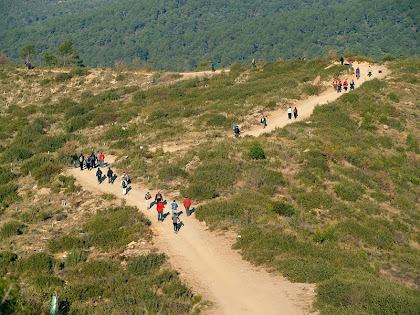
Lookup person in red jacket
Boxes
[98,152,105,167]
[348,56,353,67]
[156,201,165,222]
[343,80,349,91]
[333,79,338,91]
[183,196,192,216]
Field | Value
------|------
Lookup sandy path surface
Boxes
[67,164,315,315]
[243,63,390,137]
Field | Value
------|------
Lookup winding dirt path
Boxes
[243,63,390,137]
[65,63,390,314]
[67,164,315,314]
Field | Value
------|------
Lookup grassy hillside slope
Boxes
[0,56,419,313]
[0,0,418,70]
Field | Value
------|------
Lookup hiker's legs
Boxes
[185,206,190,216]
[73,160,77,168]
[173,223,177,232]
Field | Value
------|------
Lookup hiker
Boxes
[252,58,256,67]
[350,79,355,90]
[145,192,152,209]
[233,125,240,138]
[356,67,360,79]
[99,152,105,167]
[368,66,372,77]
[107,167,114,183]
[121,171,129,183]
[337,81,342,93]
[121,178,128,195]
[171,200,178,214]
[343,80,349,91]
[184,196,192,216]
[96,168,102,184]
[172,212,180,233]
[348,56,353,67]
[340,56,344,65]
[86,155,92,170]
[333,79,338,91]
[79,154,84,171]
[293,107,298,119]
[287,106,292,119]
[211,62,215,72]
[261,115,267,129]
[90,152,96,168]
[155,191,163,205]
[72,153,78,168]
[156,201,165,222]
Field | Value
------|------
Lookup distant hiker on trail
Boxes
[171,200,178,214]
[337,81,342,93]
[350,79,355,90]
[172,212,180,233]
[184,196,192,216]
[90,152,96,168]
[261,115,267,129]
[107,167,114,183]
[252,58,256,67]
[86,155,92,170]
[211,62,215,72]
[121,178,128,195]
[79,154,84,171]
[233,125,240,138]
[340,56,344,65]
[157,201,165,222]
[121,171,129,183]
[368,66,372,77]
[99,152,105,167]
[155,191,163,205]
[343,80,349,91]
[72,154,78,168]
[348,56,353,67]
[287,106,292,119]
[96,168,102,184]
[145,192,152,209]
[356,67,360,79]
[333,79,338,91]
[293,107,298,119]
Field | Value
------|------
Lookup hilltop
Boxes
[0,56,419,314]
[0,0,419,70]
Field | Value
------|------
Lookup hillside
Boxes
[0,56,420,314]
[0,0,419,70]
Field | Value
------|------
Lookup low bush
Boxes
[249,141,265,160]
[271,199,295,217]
[334,180,365,202]
[0,221,25,239]
[313,224,337,243]
[55,73,72,82]
[127,254,165,276]
[17,253,55,274]
[296,190,334,210]
[65,249,88,266]
[388,92,400,103]
[69,67,89,76]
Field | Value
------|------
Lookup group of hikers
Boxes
[145,192,193,233]
[333,78,355,93]
[73,152,106,171]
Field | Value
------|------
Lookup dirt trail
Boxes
[243,63,390,137]
[67,163,315,314]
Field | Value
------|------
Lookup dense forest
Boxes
[0,0,419,70]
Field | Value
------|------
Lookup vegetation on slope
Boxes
[0,0,418,70]
[0,56,419,313]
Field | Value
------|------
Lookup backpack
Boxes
[79,156,83,162]
[156,193,162,200]
[121,180,127,188]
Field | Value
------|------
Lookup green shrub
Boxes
[69,67,89,76]
[335,180,365,202]
[277,257,337,283]
[272,199,295,217]
[55,72,72,82]
[0,183,20,206]
[315,271,420,314]
[249,141,265,160]
[388,92,400,103]
[297,190,334,210]
[0,221,25,239]
[302,84,321,95]
[313,224,337,243]
[65,249,88,266]
[382,54,396,62]
[36,135,67,153]
[18,253,55,274]
[115,74,125,81]
[127,254,165,276]
[406,133,419,153]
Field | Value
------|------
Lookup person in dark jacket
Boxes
[96,168,102,184]
[107,167,114,184]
